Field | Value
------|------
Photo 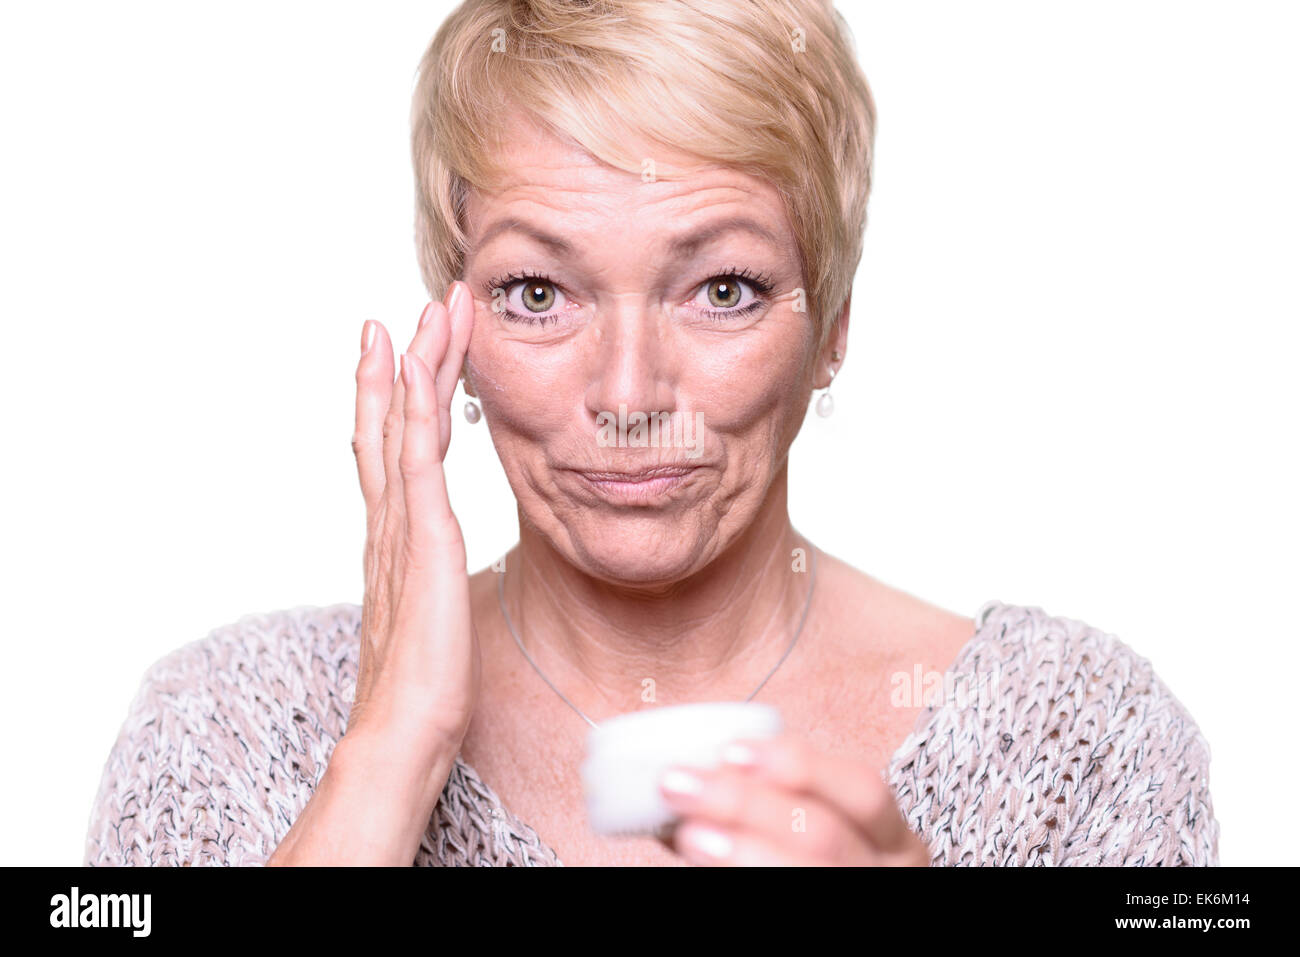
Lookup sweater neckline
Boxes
[448,599,1009,866]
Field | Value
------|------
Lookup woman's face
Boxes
[461,121,827,584]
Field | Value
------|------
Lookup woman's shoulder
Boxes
[84,602,364,866]
[935,598,1215,770]
[889,599,1220,865]
[137,602,364,720]
[814,552,978,663]
[125,602,366,760]
[961,600,1202,722]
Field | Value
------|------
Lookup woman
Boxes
[84,0,1219,867]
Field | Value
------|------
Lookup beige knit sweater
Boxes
[83,599,1220,866]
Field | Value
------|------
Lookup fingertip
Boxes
[449,281,473,333]
[403,352,437,406]
[401,352,428,390]
[413,300,451,356]
[719,741,762,769]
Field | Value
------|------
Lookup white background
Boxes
[2,1,1295,866]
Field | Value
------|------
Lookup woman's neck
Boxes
[499,477,817,719]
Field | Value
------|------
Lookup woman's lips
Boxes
[569,465,700,505]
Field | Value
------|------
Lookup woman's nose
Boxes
[583,300,678,422]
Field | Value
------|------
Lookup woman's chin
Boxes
[560,522,718,587]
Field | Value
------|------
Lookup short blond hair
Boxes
[411,0,876,350]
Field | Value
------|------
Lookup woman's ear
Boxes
[461,360,479,398]
[814,292,851,389]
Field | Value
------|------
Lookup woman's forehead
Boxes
[465,130,793,257]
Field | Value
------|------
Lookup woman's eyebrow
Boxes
[666,217,781,258]
[476,217,574,256]
[474,215,782,261]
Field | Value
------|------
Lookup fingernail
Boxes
[682,825,733,860]
[720,743,759,768]
[660,768,704,797]
[447,281,465,317]
[417,302,435,331]
[361,320,376,356]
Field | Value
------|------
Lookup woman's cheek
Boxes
[684,341,807,434]
[468,346,583,444]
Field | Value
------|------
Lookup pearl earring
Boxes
[816,349,842,418]
[464,399,481,424]
[815,380,835,418]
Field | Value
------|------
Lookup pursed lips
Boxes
[566,464,704,503]
[572,465,700,482]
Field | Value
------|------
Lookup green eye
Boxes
[706,278,743,309]
[694,270,774,317]
[523,281,556,313]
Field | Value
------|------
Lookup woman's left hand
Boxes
[658,732,931,866]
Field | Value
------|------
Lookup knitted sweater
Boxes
[83,599,1220,866]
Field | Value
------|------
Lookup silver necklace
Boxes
[496,541,819,729]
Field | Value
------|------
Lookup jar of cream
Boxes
[580,701,784,837]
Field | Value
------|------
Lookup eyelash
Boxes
[482,267,776,324]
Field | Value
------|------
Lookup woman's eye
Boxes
[693,275,763,314]
[517,280,558,314]
[490,276,567,322]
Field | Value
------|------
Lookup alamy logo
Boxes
[49,886,151,937]
[595,404,705,458]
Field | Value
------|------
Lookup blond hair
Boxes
[411,0,876,350]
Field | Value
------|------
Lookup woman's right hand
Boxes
[346,281,478,756]
[268,283,476,865]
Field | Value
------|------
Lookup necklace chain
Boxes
[496,540,819,729]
